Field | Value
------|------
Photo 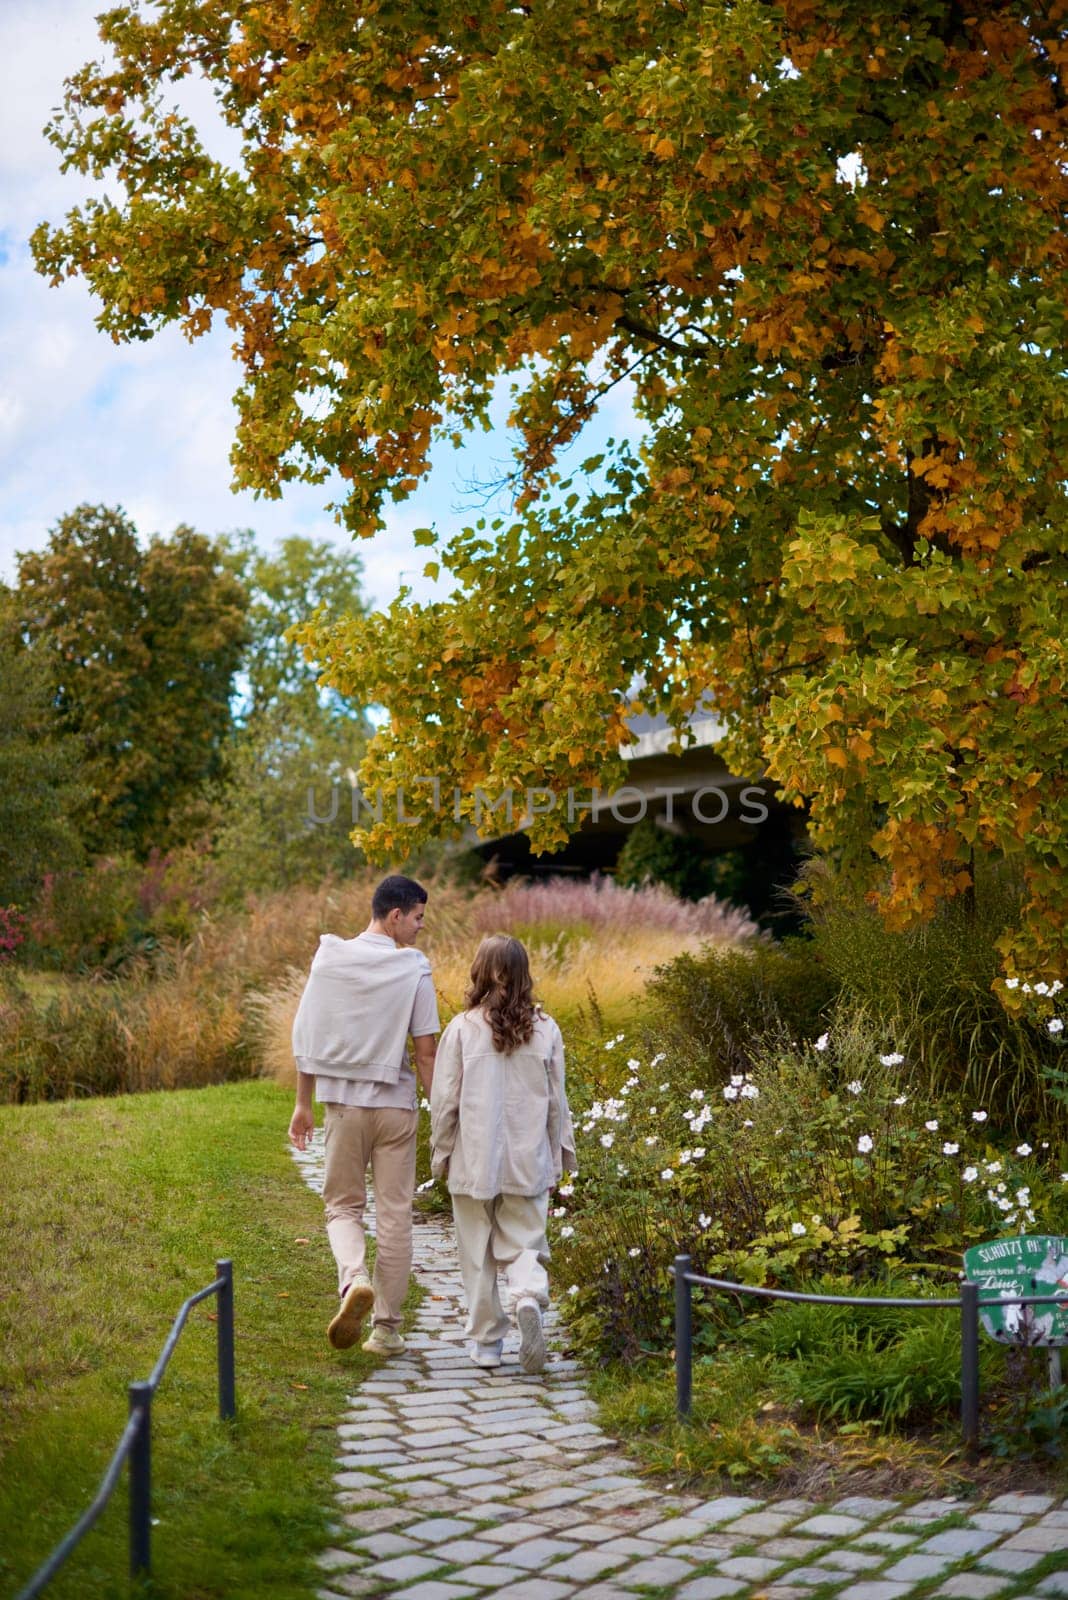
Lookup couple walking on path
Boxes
[287,874,577,1374]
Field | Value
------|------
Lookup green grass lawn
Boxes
[0,1080,392,1600]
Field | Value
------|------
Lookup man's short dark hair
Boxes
[372,874,428,920]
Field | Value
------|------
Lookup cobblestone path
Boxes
[291,1137,1068,1600]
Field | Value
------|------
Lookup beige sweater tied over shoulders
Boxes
[292,933,430,1084]
[429,1008,578,1199]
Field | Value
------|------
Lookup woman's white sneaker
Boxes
[516,1298,546,1374]
[471,1339,503,1368]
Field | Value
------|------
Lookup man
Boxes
[288,874,439,1355]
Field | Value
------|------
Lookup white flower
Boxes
[693,1147,706,1159]
[552,1205,567,1217]
[1035,982,1050,996]
[1004,976,1020,989]
[879,1052,905,1066]
[660,1168,675,1181]
[811,1214,822,1225]
[690,1088,705,1100]
[1023,983,1033,994]
[997,1197,1012,1211]
[742,1118,754,1128]
[972,1110,988,1122]
[962,1166,979,1182]
[698,1213,712,1230]
[1061,1173,1068,1183]
[1016,1188,1031,1205]
[1049,1018,1065,1036]
[985,1160,1002,1174]
[649,1106,658,1116]
[1052,981,1064,995]
[600,1134,614,1149]
[644,1136,657,1146]
[814,1033,830,1052]
[627,1058,640,1070]
[660,1082,670,1092]
[857,1134,874,1154]
[1016,1143,1033,1157]
[567,1284,579,1296]
[847,1080,863,1095]
[925,1120,940,1132]
[723,1085,739,1101]
[730,1074,745,1086]
[559,1225,574,1239]
[650,1052,666,1067]
[558,1183,574,1197]
[740,1084,760,1099]
[628,1246,641,1257]
[893,1095,908,1106]
[604,1039,616,1050]
[791,1222,807,1237]
[616,1164,629,1176]
[943,1142,960,1156]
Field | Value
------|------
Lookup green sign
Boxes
[963,1235,1068,1347]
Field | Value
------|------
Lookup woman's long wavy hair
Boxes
[465,935,538,1053]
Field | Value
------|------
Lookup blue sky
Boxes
[0,1,637,612]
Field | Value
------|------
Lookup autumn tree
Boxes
[0,591,85,908]
[17,506,248,857]
[212,532,371,892]
[34,1,1068,979]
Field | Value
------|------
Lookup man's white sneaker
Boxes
[516,1297,546,1374]
[471,1339,503,1369]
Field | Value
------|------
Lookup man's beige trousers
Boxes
[450,1191,551,1345]
[322,1103,418,1332]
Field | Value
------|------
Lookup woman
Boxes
[430,935,577,1372]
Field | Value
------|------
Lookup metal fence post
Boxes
[674,1254,693,1419]
[216,1259,236,1421]
[960,1280,980,1453]
[128,1381,153,1578]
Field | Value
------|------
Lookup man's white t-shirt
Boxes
[305,932,440,1111]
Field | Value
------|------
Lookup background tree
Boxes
[0,591,84,909]
[211,533,372,894]
[34,1,1068,978]
[17,506,248,858]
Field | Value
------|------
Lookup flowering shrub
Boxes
[555,1018,1068,1362]
[0,906,25,963]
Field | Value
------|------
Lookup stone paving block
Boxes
[822,1550,886,1575]
[478,1519,555,1546]
[718,1554,783,1580]
[558,1521,627,1543]
[832,1497,902,1519]
[789,1566,855,1587]
[537,1507,604,1532]
[395,1585,478,1600]
[449,1566,527,1590]
[691,1495,766,1524]
[989,1494,1056,1515]
[517,1486,584,1510]
[336,1490,394,1511]
[402,1517,480,1543]
[1042,1512,1068,1528]
[363,1552,446,1582]
[1003,1528,1068,1554]
[594,1535,663,1559]
[407,1429,479,1451]
[969,1513,1027,1533]
[936,1576,1012,1598]
[726,1511,802,1537]
[640,1516,722,1545]
[882,1554,955,1582]
[316,1548,363,1571]
[616,1554,701,1586]
[348,1530,420,1558]
[485,1581,577,1600]
[761,1589,811,1600]
[795,1513,870,1537]
[419,1495,483,1514]
[1039,1576,1068,1597]
[922,1528,1003,1557]
[342,1507,415,1533]
[334,1471,388,1491]
[567,1588,632,1600]
[677,1579,747,1600]
[432,1538,505,1564]
[980,1550,1053,1575]
[762,1538,836,1559]
[834,1585,916,1600]
[855,1531,917,1552]
[493,1536,581,1569]
[548,1548,630,1581]
[337,1421,395,1438]
[331,1577,383,1598]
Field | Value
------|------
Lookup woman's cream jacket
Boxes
[429,1008,577,1199]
